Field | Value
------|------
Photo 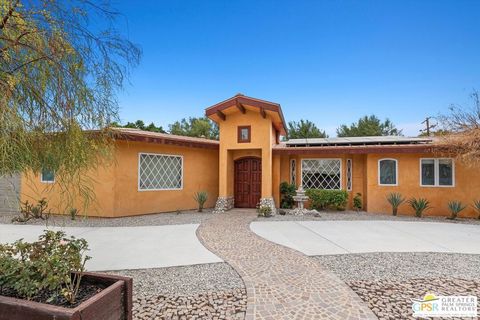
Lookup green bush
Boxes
[306,189,348,211]
[257,204,273,217]
[408,197,431,218]
[280,182,296,209]
[353,193,362,211]
[193,191,208,212]
[0,230,90,304]
[12,198,51,223]
[386,192,406,216]
[447,200,466,220]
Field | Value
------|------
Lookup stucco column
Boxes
[260,146,276,213]
[272,154,281,207]
[215,148,234,212]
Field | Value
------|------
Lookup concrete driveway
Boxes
[250,220,480,255]
[0,224,222,271]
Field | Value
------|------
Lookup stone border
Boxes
[213,196,235,213]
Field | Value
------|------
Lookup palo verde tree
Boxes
[438,90,480,165]
[336,115,402,137]
[287,120,328,139]
[0,0,141,209]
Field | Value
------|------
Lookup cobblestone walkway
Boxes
[197,209,377,320]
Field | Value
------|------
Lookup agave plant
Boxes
[193,191,208,212]
[473,200,480,219]
[408,198,431,218]
[447,200,466,220]
[386,192,405,216]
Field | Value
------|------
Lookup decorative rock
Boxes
[214,196,235,213]
[258,197,276,215]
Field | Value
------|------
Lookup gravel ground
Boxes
[0,209,216,227]
[256,210,480,225]
[315,252,480,282]
[350,278,480,320]
[316,252,480,319]
[110,263,247,320]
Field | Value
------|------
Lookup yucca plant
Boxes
[408,198,431,218]
[473,200,480,219]
[193,191,208,212]
[447,200,466,220]
[386,192,405,216]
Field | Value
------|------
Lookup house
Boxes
[20,94,480,218]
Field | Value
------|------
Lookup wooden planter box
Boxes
[0,272,133,320]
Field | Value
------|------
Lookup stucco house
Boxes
[21,94,480,218]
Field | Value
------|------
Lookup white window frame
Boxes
[346,158,353,191]
[138,152,184,191]
[290,158,296,186]
[300,158,343,190]
[40,169,55,184]
[378,158,398,186]
[419,158,455,188]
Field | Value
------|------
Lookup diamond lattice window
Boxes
[139,153,183,190]
[302,159,341,190]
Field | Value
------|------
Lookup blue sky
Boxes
[114,0,480,136]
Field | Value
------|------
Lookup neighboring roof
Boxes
[205,94,288,135]
[112,127,219,149]
[285,136,433,147]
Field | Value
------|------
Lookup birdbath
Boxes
[292,186,309,210]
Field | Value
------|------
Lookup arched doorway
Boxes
[234,157,262,208]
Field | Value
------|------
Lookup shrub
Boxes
[69,208,79,221]
[257,204,272,217]
[306,189,348,211]
[193,191,208,212]
[473,200,480,219]
[0,230,90,304]
[353,193,362,211]
[447,201,466,220]
[12,198,51,223]
[408,198,431,218]
[280,182,296,209]
[386,192,406,216]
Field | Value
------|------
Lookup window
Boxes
[138,153,183,190]
[346,159,352,191]
[41,169,55,183]
[290,159,296,186]
[420,158,454,187]
[301,159,341,190]
[378,159,398,186]
[237,126,251,143]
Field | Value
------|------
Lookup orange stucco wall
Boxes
[366,153,480,218]
[21,140,219,217]
[21,162,116,217]
[217,108,274,199]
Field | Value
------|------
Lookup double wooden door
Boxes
[234,157,262,208]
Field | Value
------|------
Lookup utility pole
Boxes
[420,117,437,136]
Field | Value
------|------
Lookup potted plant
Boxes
[353,193,362,212]
[193,191,208,212]
[447,200,466,220]
[0,231,132,320]
[408,197,431,218]
[386,192,405,216]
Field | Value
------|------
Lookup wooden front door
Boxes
[234,157,262,208]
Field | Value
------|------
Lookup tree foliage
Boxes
[437,90,480,165]
[0,0,140,208]
[111,120,165,133]
[336,115,402,137]
[287,120,328,139]
[169,117,219,140]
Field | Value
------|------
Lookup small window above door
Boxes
[237,126,251,143]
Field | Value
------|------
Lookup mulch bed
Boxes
[0,282,107,308]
